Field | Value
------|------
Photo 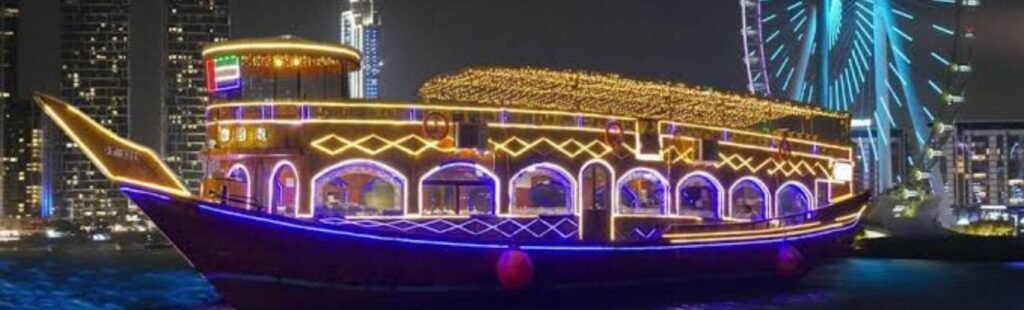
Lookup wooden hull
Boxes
[122,187,863,308]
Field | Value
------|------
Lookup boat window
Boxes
[314,161,405,217]
[776,182,812,218]
[617,169,669,215]
[676,172,722,219]
[421,163,497,216]
[728,178,769,221]
[510,164,574,216]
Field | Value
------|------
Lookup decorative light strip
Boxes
[311,134,453,156]
[317,216,579,239]
[203,42,361,60]
[664,221,822,239]
[667,222,846,244]
[489,137,613,159]
[192,201,862,251]
[205,101,850,153]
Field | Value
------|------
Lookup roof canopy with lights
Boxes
[418,67,847,129]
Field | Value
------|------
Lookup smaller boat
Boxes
[35,36,867,308]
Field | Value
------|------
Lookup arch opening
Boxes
[420,162,498,216]
[728,177,769,221]
[676,171,723,219]
[776,182,813,218]
[226,164,251,210]
[617,168,669,215]
[268,161,299,216]
[510,164,575,216]
[313,160,406,217]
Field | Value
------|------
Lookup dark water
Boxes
[2,249,1024,309]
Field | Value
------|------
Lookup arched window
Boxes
[420,162,499,216]
[268,161,299,216]
[617,168,670,215]
[728,177,770,221]
[675,171,723,219]
[776,181,813,217]
[312,159,407,218]
[510,163,575,216]
[226,163,251,210]
[579,160,615,212]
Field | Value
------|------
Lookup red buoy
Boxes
[776,243,805,278]
[496,248,534,290]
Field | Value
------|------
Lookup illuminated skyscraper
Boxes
[340,0,381,99]
[0,1,43,220]
[164,0,229,192]
[57,0,132,225]
[1,99,43,219]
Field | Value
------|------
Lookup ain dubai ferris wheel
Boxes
[739,0,977,192]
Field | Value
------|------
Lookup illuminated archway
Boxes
[268,160,299,216]
[226,163,252,210]
[310,159,407,218]
[727,176,770,221]
[419,162,500,216]
[775,181,813,218]
[675,171,724,219]
[616,168,670,215]
[509,163,576,216]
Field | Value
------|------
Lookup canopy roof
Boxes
[418,67,847,128]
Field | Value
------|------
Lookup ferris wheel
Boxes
[740,0,971,189]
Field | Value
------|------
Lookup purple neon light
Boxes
[318,216,578,239]
[192,202,859,252]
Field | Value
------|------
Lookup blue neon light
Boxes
[927,79,943,94]
[891,9,914,20]
[177,200,863,252]
[931,52,950,66]
[932,24,954,36]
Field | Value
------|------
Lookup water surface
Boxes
[2,249,1023,309]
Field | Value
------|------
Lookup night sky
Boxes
[15,0,1024,149]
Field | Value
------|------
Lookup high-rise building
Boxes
[2,100,43,219]
[165,0,229,192]
[340,0,381,99]
[944,122,1024,208]
[0,0,20,217]
[57,0,132,225]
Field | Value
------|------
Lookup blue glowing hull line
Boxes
[119,186,865,307]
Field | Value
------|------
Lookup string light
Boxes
[419,67,848,129]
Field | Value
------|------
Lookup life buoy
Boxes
[775,136,793,161]
[496,248,534,290]
[422,112,450,140]
[776,243,805,278]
